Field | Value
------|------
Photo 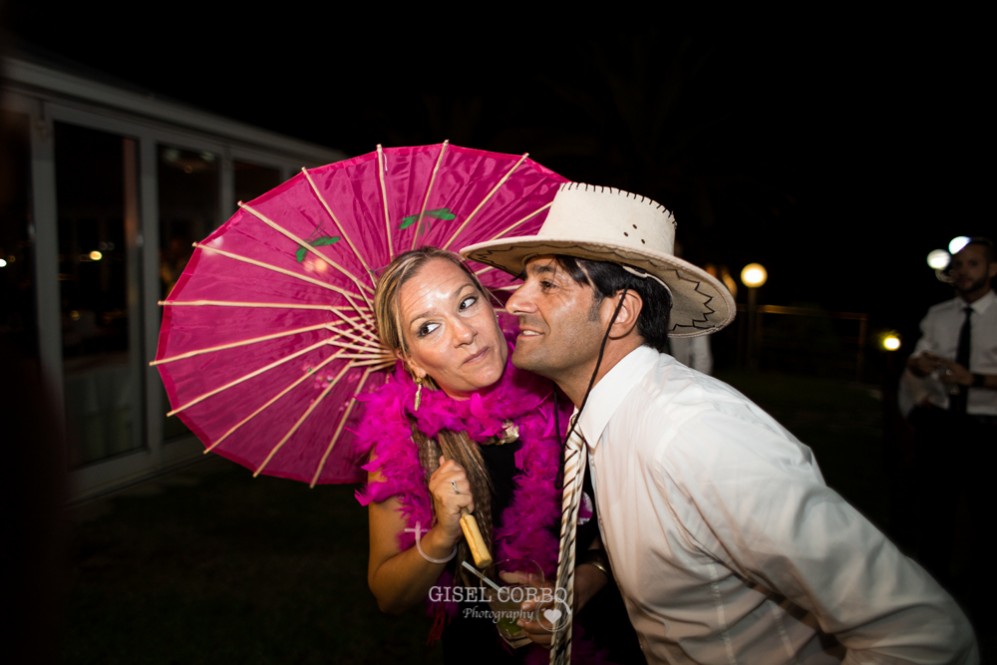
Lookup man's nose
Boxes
[506,284,534,314]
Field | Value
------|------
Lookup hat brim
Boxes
[462,237,736,337]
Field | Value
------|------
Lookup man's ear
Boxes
[602,290,643,339]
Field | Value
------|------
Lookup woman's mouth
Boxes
[463,348,490,365]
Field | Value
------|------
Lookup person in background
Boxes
[667,335,712,374]
[898,236,995,636]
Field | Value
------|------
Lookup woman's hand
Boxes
[367,456,473,614]
[428,456,475,540]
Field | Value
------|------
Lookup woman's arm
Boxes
[367,457,474,613]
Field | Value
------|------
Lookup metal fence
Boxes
[730,304,871,381]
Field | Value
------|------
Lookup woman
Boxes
[354,248,636,663]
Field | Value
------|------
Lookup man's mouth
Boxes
[516,318,543,337]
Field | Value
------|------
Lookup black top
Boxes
[441,439,532,663]
[439,441,645,664]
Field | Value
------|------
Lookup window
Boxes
[55,122,143,466]
[0,109,35,357]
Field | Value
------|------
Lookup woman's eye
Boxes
[540,280,556,291]
[459,295,478,311]
[417,322,440,338]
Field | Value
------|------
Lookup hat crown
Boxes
[539,183,677,255]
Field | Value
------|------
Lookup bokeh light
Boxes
[740,263,768,288]
[927,249,950,270]
[948,236,971,254]
[880,332,901,352]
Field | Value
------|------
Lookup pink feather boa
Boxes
[354,348,569,578]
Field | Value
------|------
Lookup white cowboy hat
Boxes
[461,182,735,337]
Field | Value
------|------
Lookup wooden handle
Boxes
[460,512,493,568]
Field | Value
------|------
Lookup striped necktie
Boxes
[550,423,587,665]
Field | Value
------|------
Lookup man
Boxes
[462,183,977,664]
[898,237,995,621]
[902,238,997,410]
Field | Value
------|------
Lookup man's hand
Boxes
[499,569,557,647]
[499,558,611,648]
[908,352,945,378]
[936,358,973,387]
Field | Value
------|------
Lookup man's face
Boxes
[505,256,608,392]
[950,243,996,302]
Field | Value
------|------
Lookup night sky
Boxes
[4,8,994,344]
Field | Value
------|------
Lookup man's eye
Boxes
[540,280,556,291]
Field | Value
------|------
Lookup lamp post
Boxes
[740,263,768,369]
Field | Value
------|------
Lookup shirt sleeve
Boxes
[656,403,978,664]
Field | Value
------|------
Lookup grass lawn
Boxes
[58,370,985,663]
[62,461,443,664]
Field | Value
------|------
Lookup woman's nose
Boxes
[452,318,477,345]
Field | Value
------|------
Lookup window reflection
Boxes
[158,145,220,298]
[55,122,142,466]
[157,144,221,439]
[0,109,35,358]
[235,160,282,206]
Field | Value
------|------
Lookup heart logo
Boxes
[543,608,562,624]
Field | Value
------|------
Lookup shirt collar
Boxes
[962,289,996,314]
[575,345,659,449]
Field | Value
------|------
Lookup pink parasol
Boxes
[152,142,568,487]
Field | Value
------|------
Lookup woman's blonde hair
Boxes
[373,247,499,582]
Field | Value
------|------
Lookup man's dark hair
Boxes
[556,256,672,353]
[962,237,994,263]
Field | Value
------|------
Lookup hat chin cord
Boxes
[620,264,671,296]
[564,290,628,440]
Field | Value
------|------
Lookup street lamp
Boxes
[879,332,901,352]
[740,263,768,291]
[740,263,768,369]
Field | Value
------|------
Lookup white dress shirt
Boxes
[901,290,997,416]
[577,346,977,664]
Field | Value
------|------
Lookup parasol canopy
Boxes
[152,142,568,486]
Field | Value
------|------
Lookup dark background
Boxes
[4,8,994,343]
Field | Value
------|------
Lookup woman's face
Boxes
[396,258,507,399]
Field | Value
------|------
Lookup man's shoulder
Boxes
[614,353,757,432]
[922,297,963,321]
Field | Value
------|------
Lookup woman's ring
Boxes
[451,480,461,495]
